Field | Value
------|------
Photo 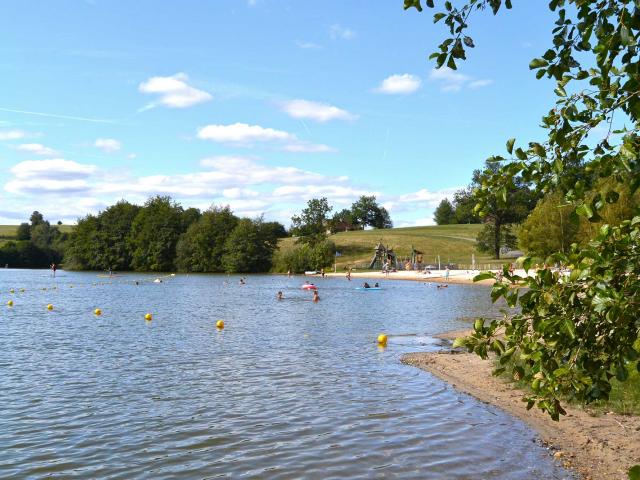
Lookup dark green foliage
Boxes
[476,223,516,255]
[175,206,238,272]
[329,208,357,233]
[272,240,336,273]
[350,195,393,229]
[0,211,66,268]
[221,217,281,273]
[453,187,481,224]
[65,215,101,270]
[410,0,640,428]
[290,197,333,245]
[16,223,31,240]
[128,196,186,272]
[434,198,456,225]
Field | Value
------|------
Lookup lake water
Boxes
[0,270,574,479]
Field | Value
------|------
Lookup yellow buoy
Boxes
[47,304,54,311]
[145,313,153,321]
[19,288,25,292]
[94,308,102,316]
[7,300,13,306]
[377,334,388,346]
[9,288,14,293]
[216,320,225,329]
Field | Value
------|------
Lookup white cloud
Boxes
[138,73,212,108]
[127,153,137,160]
[281,99,356,122]
[197,122,294,144]
[375,74,421,95]
[329,24,356,40]
[11,159,97,180]
[0,129,28,141]
[6,159,97,195]
[429,68,492,92]
[281,143,335,153]
[16,143,57,156]
[94,138,122,153]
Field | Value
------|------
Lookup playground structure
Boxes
[368,242,397,270]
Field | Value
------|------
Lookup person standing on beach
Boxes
[445,266,450,281]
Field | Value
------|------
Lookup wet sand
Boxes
[402,332,640,479]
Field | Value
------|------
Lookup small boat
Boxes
[304,270,318,275]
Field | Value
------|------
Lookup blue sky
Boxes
[0,0,556,226]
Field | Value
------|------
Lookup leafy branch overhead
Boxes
[406,0,640,432]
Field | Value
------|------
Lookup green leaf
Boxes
[576,203,594,219]
[403,0,423,10]
[506,137,515,154]
[529,58,549,69]
[474,318,484,332]
[616,365,629,382]
[515,147,528,160]
[473,272,495,282]
[452,337,466,348]
[563,319,576,339]
[433,13,446,23]
[522,256,533,272]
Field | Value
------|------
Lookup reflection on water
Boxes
[0,271,574,479]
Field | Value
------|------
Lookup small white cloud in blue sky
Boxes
[138,73,212,109]
[15,143,57,156]
[94,138,122,153]
[0,129,29,141]
[428,68,492,92]
[375,74,422,95]
[280,99,356,122]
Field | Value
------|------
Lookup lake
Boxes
[0,270,574,479]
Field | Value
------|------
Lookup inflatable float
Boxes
[302,284,318,290]
[355,287,382,290]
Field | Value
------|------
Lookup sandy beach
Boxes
[315,270,640,479]
[322,268,509,285]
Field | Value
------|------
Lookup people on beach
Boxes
[313,290,320,302]
[277,291,284,300]
[346,269,351,281]
[445,266,450,281]
[321,268,325,278]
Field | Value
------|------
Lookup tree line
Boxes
[65,196,286,273]
[0,212,68,268]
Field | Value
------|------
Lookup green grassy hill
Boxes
[281,224,509,271]
[0,224,75,246]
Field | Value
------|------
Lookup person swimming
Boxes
[363,282,371,288]
[313,290,320,302]
[277,291,284,300]
[374,283,379,288]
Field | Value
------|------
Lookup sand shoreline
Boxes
[318,268,503,285]
[401,333,640,479]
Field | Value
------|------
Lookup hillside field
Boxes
[280,224,510,271]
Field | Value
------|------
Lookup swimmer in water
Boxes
[313,290,320,302]
[363,282,371,289]
[374,283,379,288]
[240,277,245,285]
[277,291,284,300]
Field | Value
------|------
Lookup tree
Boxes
[29,211,44,227]
[407,0,640,429]
[473,163,538,259]
[329,208,357,233]
[16,223,31,240]
[290,197,333,245]
[222,217,280,273]
[95,200,141,271]
[518,191,578,257]
[175,206,238,272]
[128,196,185,271]
[350,195,393,229]
[453,187,480,224]
[433,198,456,225]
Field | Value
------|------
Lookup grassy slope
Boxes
[0,225,74,237]
[281,224,508,270]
